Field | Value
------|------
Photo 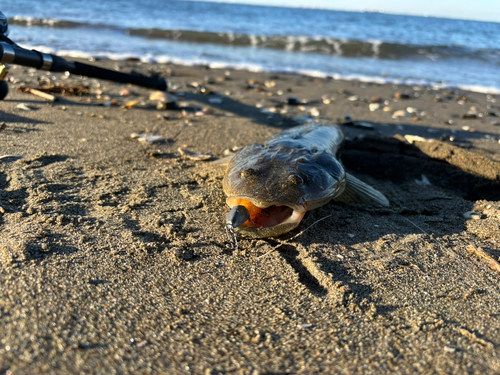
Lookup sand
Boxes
[1,58,500,374]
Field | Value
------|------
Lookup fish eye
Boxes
[288,174,304,185]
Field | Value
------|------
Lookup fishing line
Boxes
[258,214,332,259]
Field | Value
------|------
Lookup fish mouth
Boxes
[226,197,306,237]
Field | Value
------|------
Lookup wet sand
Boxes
[1,58,500,374]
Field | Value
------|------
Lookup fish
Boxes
[222,121,389,238]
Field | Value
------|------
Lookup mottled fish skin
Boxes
[223,122,349,237]
[224,123,346,210]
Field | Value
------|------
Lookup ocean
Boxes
[3,0,500,93]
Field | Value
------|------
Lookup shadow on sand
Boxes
[4,86,499,311]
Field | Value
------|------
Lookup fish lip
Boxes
[226,196,307,213]
[226,196,307,237]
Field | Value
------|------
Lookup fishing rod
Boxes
[0,11,167,99]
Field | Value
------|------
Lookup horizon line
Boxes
[183,0,500,24]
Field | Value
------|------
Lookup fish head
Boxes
[223,142,345,237]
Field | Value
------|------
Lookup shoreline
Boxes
[1,58,500,374]
[19,49,500,96]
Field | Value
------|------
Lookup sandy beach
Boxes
[1,58,500,374]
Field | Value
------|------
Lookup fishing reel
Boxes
[0,11,167,100]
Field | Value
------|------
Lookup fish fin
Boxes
[335,173,390,207]
[211,155,234,167]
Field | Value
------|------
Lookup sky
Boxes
[194,0,500,22]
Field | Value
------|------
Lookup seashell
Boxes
[178,148,212,161]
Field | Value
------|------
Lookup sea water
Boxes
[3,0,500,93]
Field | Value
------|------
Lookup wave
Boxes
[19,43,500,95]
[9,16,500,64]
[9,16,117,30]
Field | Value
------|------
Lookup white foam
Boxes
[21,44,57,54]
[369,39,382,57]
[13,16,33,21]
[325,37,341,55]
[248,34,259,47]
[285,36,296,51]
[449,84,500,95]
[12,44,500,95]
[12,16,61,26]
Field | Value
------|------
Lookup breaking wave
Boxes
[9,16,500,64]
